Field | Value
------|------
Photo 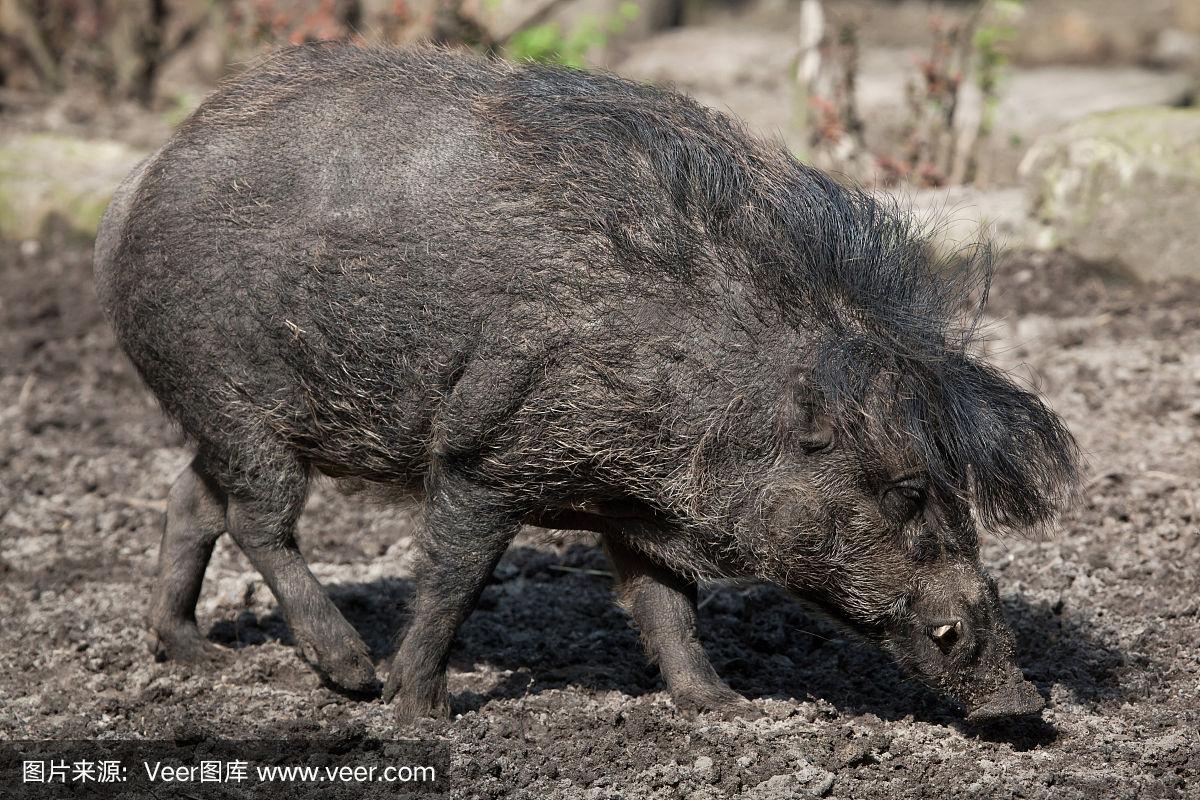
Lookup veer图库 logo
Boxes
[1,738,448,797]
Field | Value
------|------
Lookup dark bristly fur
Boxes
[95,43,1079,723]
[490,62,1078,535]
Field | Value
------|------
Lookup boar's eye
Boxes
[882,478,927,523]
[799,433,834,455]
[796,419,835,455]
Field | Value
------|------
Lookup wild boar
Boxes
[94,44,1079,722]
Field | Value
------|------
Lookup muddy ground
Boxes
[0,234,1197,799]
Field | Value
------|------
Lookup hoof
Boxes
[673,685,763,720]
[297,638,378,694]
[392,694,452,725]
[150,625,229,665]
[383,670,451,724]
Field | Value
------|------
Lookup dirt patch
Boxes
[1,237,1196,798]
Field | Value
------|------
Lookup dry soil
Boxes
[1,238,1197,799]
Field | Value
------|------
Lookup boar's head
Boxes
[750,336,1079,720]
[694,169,1085,720]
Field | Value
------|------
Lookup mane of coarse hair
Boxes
[758,169,1082,535]
[488,59,1081,533]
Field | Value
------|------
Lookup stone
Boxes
[1153,28,1200,68]
[995,68,1193,138]
[881,185,1042,260]
[0,133,148,241]
[1021,107,1200,282]
[743,764,835,799]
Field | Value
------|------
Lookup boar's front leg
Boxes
[605,537,759,719]
[383,470,521,722]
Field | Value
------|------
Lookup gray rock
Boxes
[744,763,835,799]
[1021,107,1200,282]
[996,67,1193,138]
[879,185,1042,260]
[0,133,148,241]
[1152,28,1200,68]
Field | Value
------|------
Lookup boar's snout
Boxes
[885,566,1045,721]
[964,670,1045,722]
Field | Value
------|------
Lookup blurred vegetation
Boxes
[0,0,654,103]
[0,0,476,103]
[974,0,1023,140]
[802,0,1025,187]
[503,2,640,68]
[10,0,1167,193]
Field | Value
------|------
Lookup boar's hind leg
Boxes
[383,471,521,723]
[148,458,228,663]
[223,453,377,694]
[605,538,760,719]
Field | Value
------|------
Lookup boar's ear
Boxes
[776,372,834,454]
